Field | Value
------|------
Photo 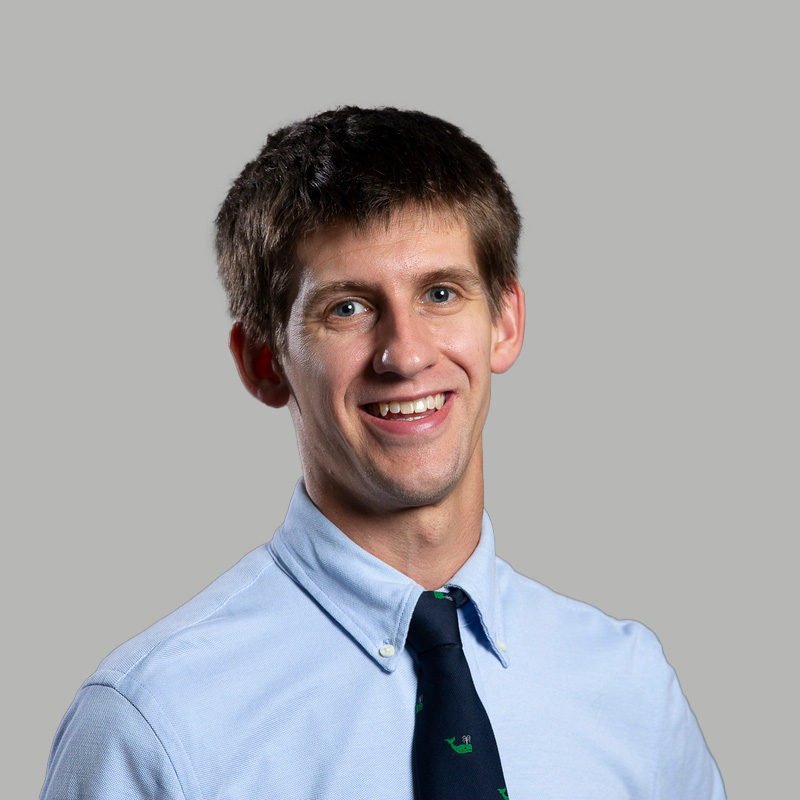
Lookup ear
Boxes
[490,280,526,374]
[229,322,291,408]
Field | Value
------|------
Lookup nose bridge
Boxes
[373,301,438,377]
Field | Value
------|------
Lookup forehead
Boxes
[295,210,479,290]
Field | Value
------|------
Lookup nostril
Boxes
[371,312,440,378]
[375,347,438,378]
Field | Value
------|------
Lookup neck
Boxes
[306,463,485,590]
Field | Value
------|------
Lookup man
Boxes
[41,107,725,798]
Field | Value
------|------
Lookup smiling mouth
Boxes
[365,393,447,421]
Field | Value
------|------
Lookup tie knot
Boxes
[406,590,463,656]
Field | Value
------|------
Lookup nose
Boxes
[372,307,439,378]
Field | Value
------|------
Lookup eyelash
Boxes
[331,299,368,318]
[326,286,460,320]
[425,286,456,304]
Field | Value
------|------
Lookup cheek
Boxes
[439,321,493,371]
[286,337,370,409]
[317,336,376,380]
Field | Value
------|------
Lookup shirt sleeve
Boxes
[40,684,187,800]
[650,654,727,799]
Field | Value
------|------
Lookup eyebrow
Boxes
[303,267,484,311]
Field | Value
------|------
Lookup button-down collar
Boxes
[269,481,508,672]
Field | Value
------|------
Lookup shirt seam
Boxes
[116,556,278,679]
[81,682,196,800]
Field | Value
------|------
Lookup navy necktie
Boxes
[406,589,508,800]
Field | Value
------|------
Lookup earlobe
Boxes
[490,280,526,374]
[229,322,291,408]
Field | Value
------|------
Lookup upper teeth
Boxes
[377,393,445,417]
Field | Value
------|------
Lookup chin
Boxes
[365,465,464,511]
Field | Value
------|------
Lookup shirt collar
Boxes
[269,481,508,672]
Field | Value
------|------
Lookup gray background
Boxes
[3,2,796,797]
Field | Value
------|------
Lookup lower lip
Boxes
[361,394,454,436]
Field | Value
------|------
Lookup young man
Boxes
[41,107,725,798]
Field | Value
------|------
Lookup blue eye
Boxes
[333,300,367,317]
[427,287,454,303]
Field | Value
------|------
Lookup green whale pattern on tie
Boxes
[498,789,509,799]
[445,737,473,754]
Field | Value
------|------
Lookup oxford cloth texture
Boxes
[41,480,726,799]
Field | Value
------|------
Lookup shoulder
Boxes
[42,543,298,799]
[41,683,189,799]
[84,542,295,704]
[495,556,674,687]
[493,559,726,797]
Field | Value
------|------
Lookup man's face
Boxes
[276,209,522,520]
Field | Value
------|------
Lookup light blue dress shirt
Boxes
[42,482,725,798]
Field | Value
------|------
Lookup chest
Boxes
[173,637,651,799]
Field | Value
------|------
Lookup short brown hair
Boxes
[215,106,521,352]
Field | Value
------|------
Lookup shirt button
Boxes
[496,639,508,652]
[379,644,396,658]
